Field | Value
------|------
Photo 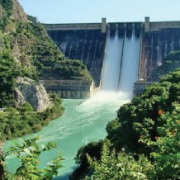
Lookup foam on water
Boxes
[79,91,130,110]
[4,90,130,179]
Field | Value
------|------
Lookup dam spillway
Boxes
[118,30,141,94]
[44,17,180,96]
[100,25,124,91]
[100,23,141,95]
[43,20,142,89]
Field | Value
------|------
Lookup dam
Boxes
[43,17,180,97]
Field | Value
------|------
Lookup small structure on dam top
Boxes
[43,17,180,97]
[40,80,93,99]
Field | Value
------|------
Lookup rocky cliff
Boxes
[12,0,27,22]
[15,77,49,111]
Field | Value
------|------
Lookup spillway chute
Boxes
[100,23,141,98]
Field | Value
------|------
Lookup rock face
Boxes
[12,0,27,22]
[15,77,49,111]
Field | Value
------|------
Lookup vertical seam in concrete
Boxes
[117,32,125,91]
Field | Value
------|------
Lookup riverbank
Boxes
[1,93,64,140]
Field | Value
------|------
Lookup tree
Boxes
[71,141,104,180]
[149,104,180,179]
[85,144,154,180]
[0,136,63,179]
[106,70,180,155]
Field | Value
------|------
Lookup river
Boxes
[5,91,130,179]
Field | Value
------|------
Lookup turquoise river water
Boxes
[5,91,130,179]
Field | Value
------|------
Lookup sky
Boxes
[18,0,180,24]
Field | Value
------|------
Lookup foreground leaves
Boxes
[1,136,63,180]
[85,144,155,180]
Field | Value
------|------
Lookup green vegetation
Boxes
[0,0,92,100]
[0,94,64,140]
[71,141,105,179]
[151,50,180,81]
[13,21,92,81]
[0,0,13,13]
[150,108,180,179]
[85,144,155,180]
[1,137,63,179]
[83,105,180,180]
[0,0,92,140]
[1,0,179,178]
[0,51,20,107]
[0,0,91,107]
[72,68,180,179]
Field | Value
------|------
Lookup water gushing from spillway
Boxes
[118,32,141,98]
[100,26,140,98]
[100,29,124,91]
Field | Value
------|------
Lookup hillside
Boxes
[0,0,91,139]
[0,0,91,107]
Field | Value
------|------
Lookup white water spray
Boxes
[118,32,141,98]
[100,27,140,99]
[100,29,123,91]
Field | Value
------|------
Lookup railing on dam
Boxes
[150,21,180,31]
[43,18,107,32]
[43,23,102,31]
[144,17,180,32]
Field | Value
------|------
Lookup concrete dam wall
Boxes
[44,21,106,87]
[44,19,142,87]
[140,18,180,81]
[43,17,180,97]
